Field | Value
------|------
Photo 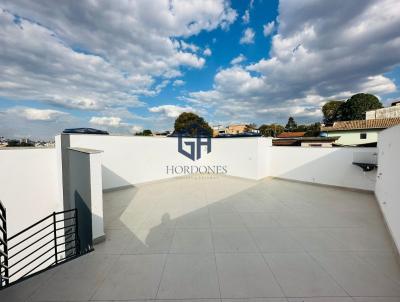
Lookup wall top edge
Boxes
[68,147,103,154]
[0,147,55,151]
[62,133,271,140]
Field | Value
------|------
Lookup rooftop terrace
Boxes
[1,176,399,301]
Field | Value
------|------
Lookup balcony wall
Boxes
[0,148,62,237]
[270,146,377,191]
[66,135,272,190]
[375,125,400,253]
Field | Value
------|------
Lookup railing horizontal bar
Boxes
[8,222,53,250]
[8,214,53,241]
[8,238,54,269]
[55,225,76,232]
[0,224,6,235]
[55,216,76,224]
[8,230,53,260]
[9,246,54,277]
[56,239,75,248]
[57,233,73,240]
[56,246,76,255]
[20,254,55,279]
[64,227,74,235]
[54,209,76,215]
[0,249,7,258]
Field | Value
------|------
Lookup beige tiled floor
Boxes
[1,175,400,302]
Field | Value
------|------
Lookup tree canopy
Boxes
[322,93,382,123]
[341,93,382,120]
[258,124,284,137]
[285,117,297,131]
[322,100,345,124]
[174,112,213,136]
[135,129,152,136]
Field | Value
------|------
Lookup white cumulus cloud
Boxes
[173,79,186,87]
[149,105,195,118]
[240,28,255,44]
[90,116,123,127]
[187,0,400,124]
[242,10,250,24]
[230,54,247,65]
[0,1,237,111]
[263,21,275,37]
[203,48,212,56]
[7,107,68,121]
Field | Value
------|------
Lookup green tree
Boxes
[285,116,297,131]
[322,100,345,124]
[174,112,213,136]
[135,129,152,136]
[304,122,321,137]
[341,93,382,120]
[142,129,152,136]
[258,124,284,137]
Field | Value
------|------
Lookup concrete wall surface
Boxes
[68,135,273,189]
[270,146,377,191]
[67,148,104,247]
[0,148,62,236]
[375,125,400,254]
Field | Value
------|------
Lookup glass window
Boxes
[360,133,367,139]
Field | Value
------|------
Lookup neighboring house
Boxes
[366,101,400,120]
[273,135,339,147]
[321,118,400,146]
[226,124,247,134]
[212,125,227,137]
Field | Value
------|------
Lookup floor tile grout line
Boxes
[305,250,352,298]
[206,187,223,301]
[154,224,176,300]
[351,251,400,287]
[88,244,124,301]
[242,211,288,299]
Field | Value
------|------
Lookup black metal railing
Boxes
[0,200,9,288]
[1,208,81,288]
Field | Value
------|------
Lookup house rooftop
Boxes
[322,118,400,131]
[1,176,399,301]
[276,131,306,138]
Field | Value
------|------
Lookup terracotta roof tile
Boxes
[276,132,306,138]
[321,118,400,131]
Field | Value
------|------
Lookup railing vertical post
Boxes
[52,212,58,265]
[0,201,9,287]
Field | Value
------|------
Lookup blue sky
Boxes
[1,0,400,139]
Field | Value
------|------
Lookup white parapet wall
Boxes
[375,125,400,254]
[67,134,273,189]
[0,148,62,236]
[270,146,377,191]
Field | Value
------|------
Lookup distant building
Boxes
[226,124,247,135]
[366,101,400,120]
[321,118,400,146]
[212,125,227,137]
[212,124,259,137]
[273,133,339,147]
